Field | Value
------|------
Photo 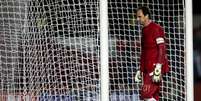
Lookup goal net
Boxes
[0,0,187,101]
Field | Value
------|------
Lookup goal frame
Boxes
[185,0,193,101]
[100,0,109,101]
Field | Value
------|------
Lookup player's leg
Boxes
[140,73,160,101]
[153,93,159,101]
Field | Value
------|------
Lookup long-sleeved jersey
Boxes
[140,22,169,74]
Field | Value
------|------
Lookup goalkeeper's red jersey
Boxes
[140,22,169,74]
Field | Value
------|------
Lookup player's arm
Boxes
[140,41,145,72]
[152,28,166,82]
[135,40,145,83]
[156,37,166,64]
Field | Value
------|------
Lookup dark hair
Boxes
[137,6,151,19]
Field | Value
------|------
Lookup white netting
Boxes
[0,0,100,100]
[0,0,186,101]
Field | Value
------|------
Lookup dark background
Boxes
[193,0,201,101]
[193,0,201,14]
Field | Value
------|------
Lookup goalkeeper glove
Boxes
[135,70,142,83]
[152,63,162,83]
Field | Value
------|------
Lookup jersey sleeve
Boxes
[154,27,166,65]
[155,27,165,44]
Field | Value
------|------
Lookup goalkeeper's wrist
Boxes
[155,63,162,69]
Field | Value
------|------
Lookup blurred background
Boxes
[193,0,201,101]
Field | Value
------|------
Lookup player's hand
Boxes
[152,63,162,83]
[135,70,142,83]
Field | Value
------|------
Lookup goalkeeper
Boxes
[134,6,169,101]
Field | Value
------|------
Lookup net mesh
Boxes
[0,0,100,100]
[0,0,186,101]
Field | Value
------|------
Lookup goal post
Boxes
[100,0,109,101]
[185,0,193,100]
[0,0,193,101]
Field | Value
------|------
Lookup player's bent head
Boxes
[137,6,151,19]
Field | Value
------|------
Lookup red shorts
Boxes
[140,73,160,101]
